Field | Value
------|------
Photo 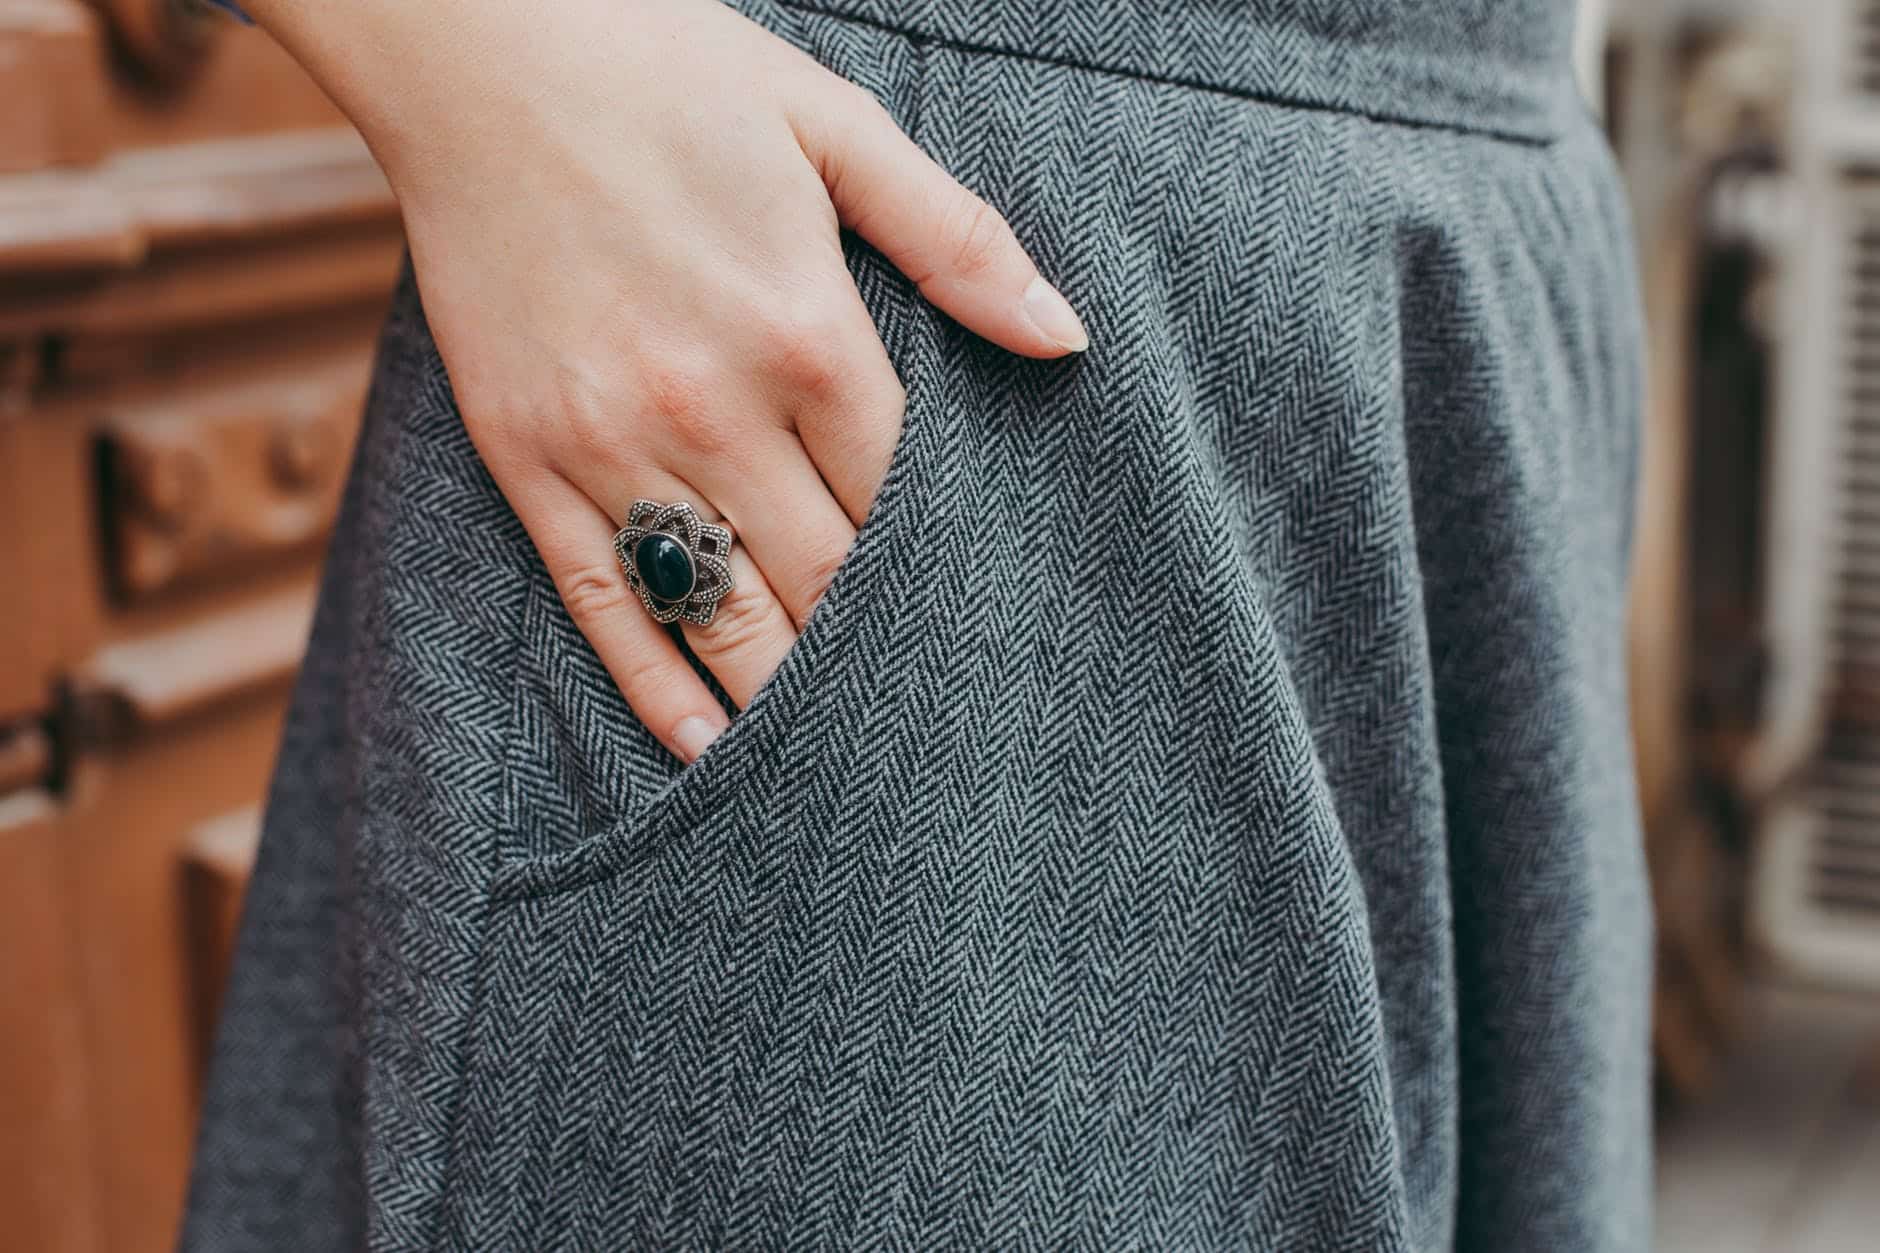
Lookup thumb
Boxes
[795,84,1089,359]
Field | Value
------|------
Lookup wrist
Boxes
[237,0,493,188]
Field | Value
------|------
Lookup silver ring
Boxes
[612,499,736,626]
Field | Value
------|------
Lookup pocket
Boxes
[490,233,943,900]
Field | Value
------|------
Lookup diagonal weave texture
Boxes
[182,1,1650,1248]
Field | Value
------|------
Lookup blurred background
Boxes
[2,0,1878,1249]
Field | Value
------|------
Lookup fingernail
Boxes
[673,715,725,763]
[1021,275,1089,352]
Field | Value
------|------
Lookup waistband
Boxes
[778,0,1586,143]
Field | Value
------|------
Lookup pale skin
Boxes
[241,0,1088,762]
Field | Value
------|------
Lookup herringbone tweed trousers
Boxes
[182,1,1651,1248]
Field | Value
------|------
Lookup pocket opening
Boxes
[490,272,943,902]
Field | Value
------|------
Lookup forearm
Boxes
[233,0,557,193]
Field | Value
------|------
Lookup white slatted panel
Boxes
[1806,746,1880,916]
[1755,166,1880,984]
[1811,179,1880,923]
[1851,0,1880,99]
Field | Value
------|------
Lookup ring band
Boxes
[612,499,736,626]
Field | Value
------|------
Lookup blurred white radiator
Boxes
[1753,0,1880,987]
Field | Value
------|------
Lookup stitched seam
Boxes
[419,302,536,1251]
[771,0,1565,148]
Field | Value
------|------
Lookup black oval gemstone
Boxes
[634,532,695,602]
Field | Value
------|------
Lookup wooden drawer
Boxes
[1,0,347,177]
[1,7,408,1248]
[100,359,367,599]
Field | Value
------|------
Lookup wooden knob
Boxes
[124,440,208,532]
[268,415,336,491]
[103,0,220,82]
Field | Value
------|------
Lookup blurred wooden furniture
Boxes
[1607,14,1800,1103]
[0,3,401,1248]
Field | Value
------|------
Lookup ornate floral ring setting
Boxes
[612,500,736,626]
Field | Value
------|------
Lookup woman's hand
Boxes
[246,0,1087,762]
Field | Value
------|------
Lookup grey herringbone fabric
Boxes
[181,1,1650,1248]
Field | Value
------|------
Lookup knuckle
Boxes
[558,409,626,471]
[694,584,783,660]
[758,299,852,398]
[807,366,904,452]
[647,356,741,462]
[543,357,640,470]
[549,353,623,425]
[555,561,627,626]
[942,196,1011,280]
[823,78,893,139]
[640,353,716,425]
[666,405,740,462]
